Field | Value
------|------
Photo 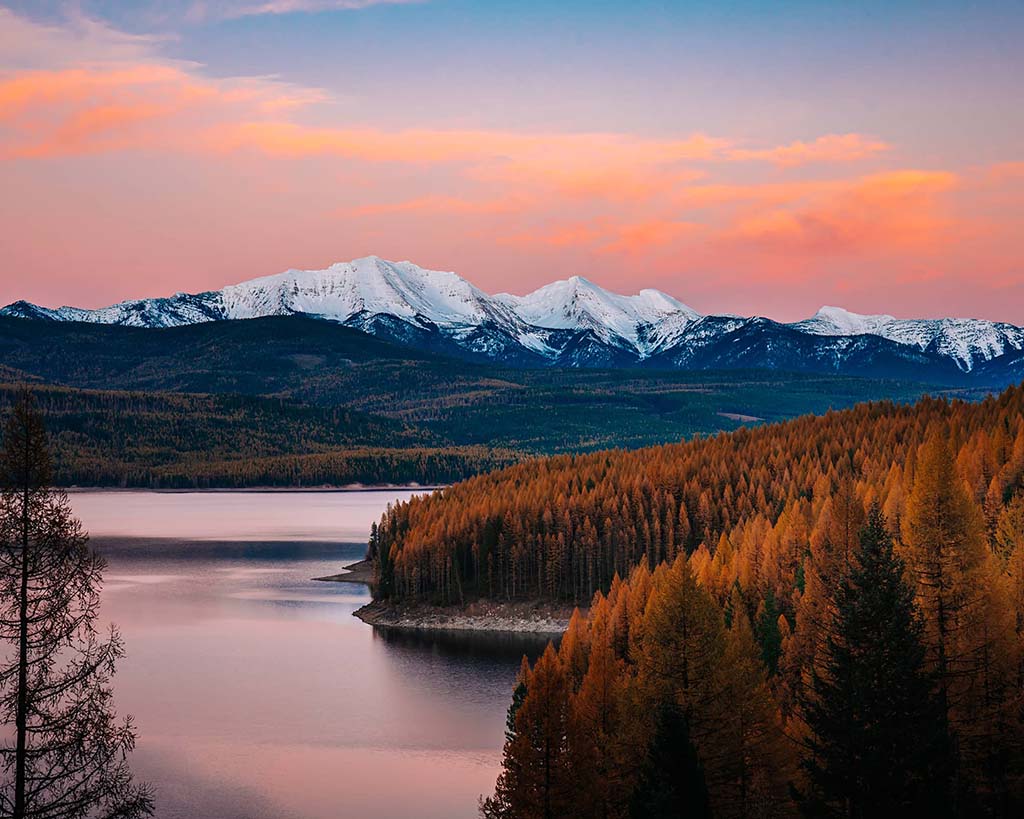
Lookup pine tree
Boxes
[568,617,631,819]
[994,493,1024,565]
[802,505,948,817]
[629,703,710,819]
[0,392,153,818]
[482,646,573,819]
[719,592,793,816]
[781,480,865,734]
[755,589,783,675]
[637,558,791,817]
[901,428,1019,810]
[481,658,530,819]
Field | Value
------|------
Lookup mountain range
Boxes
[4,256,1023,384]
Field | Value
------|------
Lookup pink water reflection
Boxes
[78,490,541,819]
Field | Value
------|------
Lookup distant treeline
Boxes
[56,447,521,489]
[0,383,518,487]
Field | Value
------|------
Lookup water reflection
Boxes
[372,624,555,663]
[71,490,539,819]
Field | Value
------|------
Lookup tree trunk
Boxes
[14,446,29,819]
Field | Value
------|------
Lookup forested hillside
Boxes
[373,385,1024,605]
[0,384,517,487]
[0,314,949,457]
[370,384,1024,816]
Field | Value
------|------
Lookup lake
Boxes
[71,489,546,819]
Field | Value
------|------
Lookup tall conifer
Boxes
[802,505,947,816]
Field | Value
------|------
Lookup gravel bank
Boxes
[353,599,573,636]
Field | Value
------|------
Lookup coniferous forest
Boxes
[370,383,1024,816]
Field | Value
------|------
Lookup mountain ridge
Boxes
[4,256,1023,380]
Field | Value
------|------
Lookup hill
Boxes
[1,312,953,433]
[432,385,1024,817]
[0,383,517,488]
[371,382,1024,606]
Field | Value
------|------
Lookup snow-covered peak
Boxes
[497,276,699,348]
[795,306,898,337]
[8,292,225,328]
[792,305,1024,371]
[220,256,516,329]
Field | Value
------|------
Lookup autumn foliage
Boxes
[481,558,794,819]
[374,387,1024,610]
[372,384,1024,816]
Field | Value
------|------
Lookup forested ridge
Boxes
[377,383,1024,816]
[0,383,518,487]
[0,314,948,459]
[373,384,1024,606]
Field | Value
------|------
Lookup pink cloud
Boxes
[0,64,317,159]
[727,133,891,166]
[721,170,958,256]
[0,8,1021,326]
[197,0,425,20]
[599,220,702,256]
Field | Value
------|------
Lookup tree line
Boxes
[372,387,1024,608]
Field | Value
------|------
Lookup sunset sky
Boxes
[1,0,1021,321]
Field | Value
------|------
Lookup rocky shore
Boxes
[353,598,574,636]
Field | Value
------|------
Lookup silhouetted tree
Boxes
[801,505,948,817]
[629,703,710,819]
[0,392,153,818]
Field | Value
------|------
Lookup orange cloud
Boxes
[346,195,525,217]
[727,133,891,166]
[0,65,318,159]
[986,161,1024,183]
[0,58,978,288]
[219,123,887,171]
[213,121,731,165]
[0,68,735,193]
[674,179,838,209]
[600,220,701,255]
[722,170,958,256]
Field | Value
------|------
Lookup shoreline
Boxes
[352,599,574,636]
[312,559,375,584]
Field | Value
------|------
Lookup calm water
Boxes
[70,490,546,819]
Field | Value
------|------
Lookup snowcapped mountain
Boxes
[1,291,225,327]
[220,257,523,328]
[792,306,1024,372]
[2,256,1021,383]
[496,275,699,353]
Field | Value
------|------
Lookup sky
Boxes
[0,0,1021,321]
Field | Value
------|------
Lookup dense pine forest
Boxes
[372,385,1024,605]
[0,383,517,487]
[368,383,1024,816]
